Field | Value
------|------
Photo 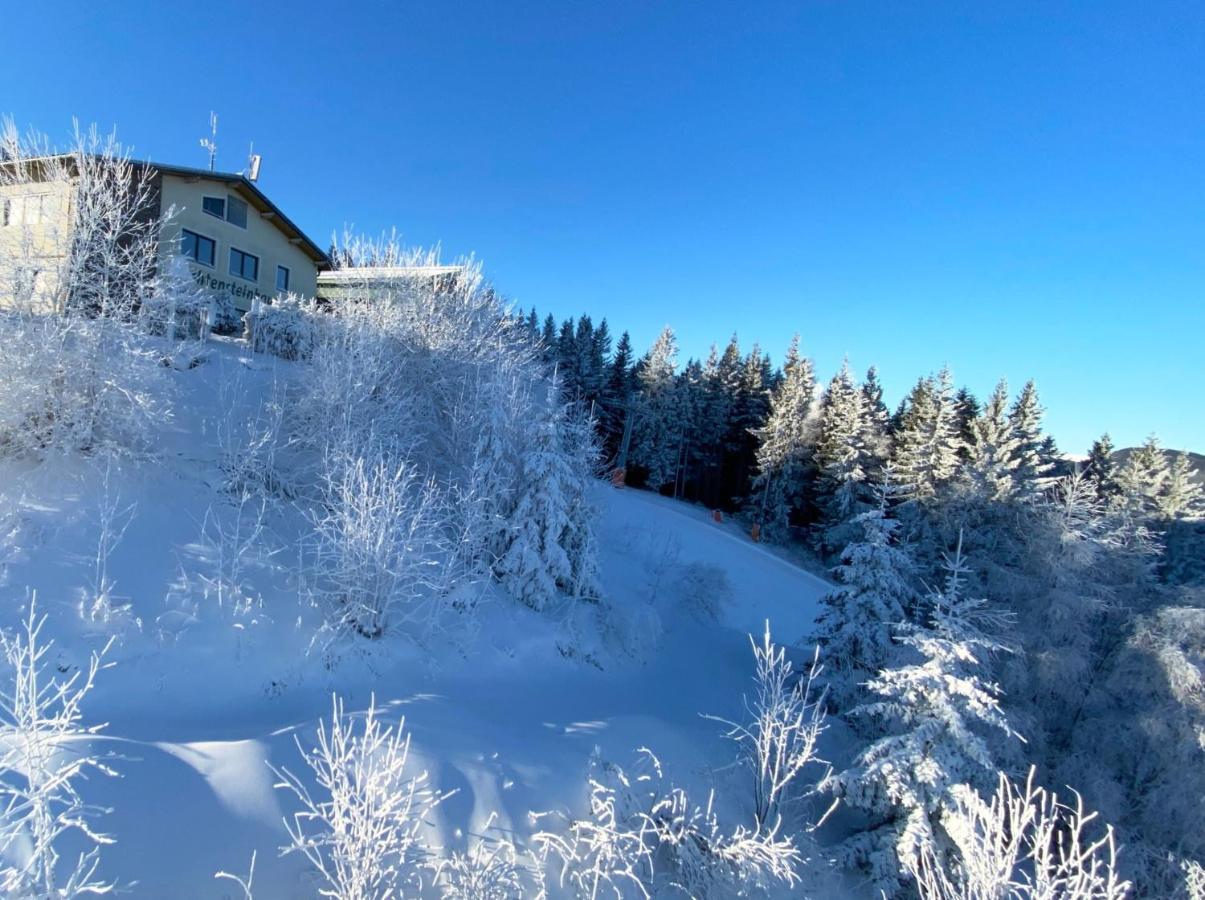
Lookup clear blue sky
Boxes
[3,1,1201,454]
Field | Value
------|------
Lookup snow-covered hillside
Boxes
[0,338,834,897]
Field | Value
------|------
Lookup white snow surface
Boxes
[0,339,833,897]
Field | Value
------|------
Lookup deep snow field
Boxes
[0,338,840,897]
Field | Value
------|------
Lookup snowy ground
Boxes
[0,340,835,897]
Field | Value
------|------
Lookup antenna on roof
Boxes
[247,141,261,182]
[200,112,218,171]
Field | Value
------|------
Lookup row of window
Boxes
[180,228,290,292]
[202,193,249,229]
[1,193,52,227]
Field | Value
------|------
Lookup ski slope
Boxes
[0,342,834,896]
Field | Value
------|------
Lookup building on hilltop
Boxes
[0,154,328,314]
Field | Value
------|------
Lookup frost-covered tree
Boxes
[891,367,961,501]
[835,541,1016,893]
[560,403,605,603]
[965,379,1020,501]
[628,326,683,489]
[861,365,891,467]
[751,335,817,539]
[1007,380,1056,502]
[1158,452,1202,520]
[0,120,172,458]
[1114,435,1170,519]
[953,387,981,462]
[814,476,917,709]
[495,402,574,611]
[1085,433,1119,503]
[814,361,870,534]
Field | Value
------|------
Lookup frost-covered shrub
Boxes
[908,768,1130,900]
[304,447,461,641]
[534,749,803,899]
[431,813,528,899]
[0,598,122,897]
[140,256,213,341]
[247,294,320,360]
[272,695,448,900]
[287,234,602,632]
[667,561,732,622]
[709,624,833,831]
[0,312,170,459]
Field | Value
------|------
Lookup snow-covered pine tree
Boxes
[729,343,772,499]
[1158,451,1203,520]
[560,403,605,602]
[965,379,1021,502]
[835,539,1016,894]
[541,315,557,364]
[573,315,597,403]
[693,343,731,507]
[1085,433,1119,503]
[814,472,917,710]
[495,384,575,611]
[600,330,634,459]
[1007,380,1057,502]
[588,318,612,406]
[628,326,683,489]
[556,318,580,398]
[890,367,961,502]
[814,361,871,540]
[953,387,980,462]
[751,335,817,540]
[674,358,706,498]
[861,366,891,469]
[1114,434,1170,519]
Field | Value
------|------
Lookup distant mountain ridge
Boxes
[1112,447,1205,483]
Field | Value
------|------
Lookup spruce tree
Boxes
[966,378,1020,501]
[1115,434,1170,519]
[815,475,916,709]
[629,326,683,488]
[601,330,634,458]
[541,314,557,363]
[890,367,960,501]
[1008,380,1056,501]
[953,386,980,461]
[861,366,891,468]
[835,542,1015,893]
[1158,451,1203,520]
[496,385,575,611]
[556,318,579,396]
[815,360,870,531]
[1085,433,1118,503]
[751,335,816,538]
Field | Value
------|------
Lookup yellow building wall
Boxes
[0,179,75,312]
[157,174,319,312]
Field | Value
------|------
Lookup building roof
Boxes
[317,265,465,283]
[141,161,329,267]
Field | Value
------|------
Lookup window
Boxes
[180,228,216,267]
[275,265,290,293]
[202,196,225,219]
[225,196,248,229]
[229,247,259,282]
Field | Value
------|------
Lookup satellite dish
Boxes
[248,154,262,182]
